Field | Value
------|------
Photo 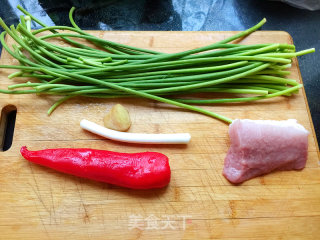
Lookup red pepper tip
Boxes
[20,146,29,156]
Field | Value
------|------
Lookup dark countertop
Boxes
[0,0,319,146]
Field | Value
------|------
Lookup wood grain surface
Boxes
[0,31,319,240]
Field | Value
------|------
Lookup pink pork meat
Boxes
[223,119,309,184]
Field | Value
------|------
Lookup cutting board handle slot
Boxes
[0,105,17,151]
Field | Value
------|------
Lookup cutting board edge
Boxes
[285,32,320,158]
[296,65,320,158]
[0,29,320,239]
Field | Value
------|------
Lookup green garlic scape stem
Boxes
[0,6,315,123]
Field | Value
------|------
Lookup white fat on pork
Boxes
[223,119,309,184]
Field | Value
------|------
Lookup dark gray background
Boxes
[0,0,319,146]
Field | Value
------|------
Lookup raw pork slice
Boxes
[223,119,309,184]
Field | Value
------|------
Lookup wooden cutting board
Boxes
[0,31,319,240]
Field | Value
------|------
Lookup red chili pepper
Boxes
[20,146,171,189]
